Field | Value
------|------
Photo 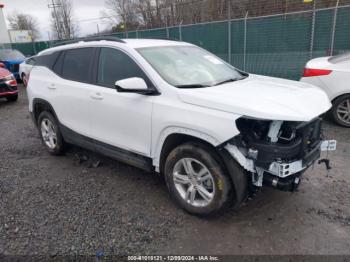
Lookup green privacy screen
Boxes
[3,6,350,80]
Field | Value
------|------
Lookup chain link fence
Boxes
[2,4,350,80]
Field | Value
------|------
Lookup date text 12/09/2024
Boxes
[128,255,220,261]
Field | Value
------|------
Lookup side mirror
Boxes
[115,77,152,94]
[0,62,5,68]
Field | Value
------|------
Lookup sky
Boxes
[1,0,113,40]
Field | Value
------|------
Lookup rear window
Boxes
[0,49,25,61]
[328,52,350,64]
[61,48,94,82]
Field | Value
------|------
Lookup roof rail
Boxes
[53,36,126,47]
[142,37,181,42]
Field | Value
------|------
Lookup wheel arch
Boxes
[157,132,248,209]
[330,92,350,103]
[153,127,222,172]
[32,98,58,125]
[158,133,220,175]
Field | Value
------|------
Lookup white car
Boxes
[26,37,336,216]
[19,56,35,87]
[300,53,350,127]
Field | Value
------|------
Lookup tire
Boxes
[22,74,28,87]
[331,94,350,127]
[164,142,234,216]
[6,94,18,102]
[37,111,66,155]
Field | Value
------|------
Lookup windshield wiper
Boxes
[175,84,210,88]
[213,76,247,86]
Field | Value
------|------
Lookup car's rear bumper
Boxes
[0,90,18,97]
[0,80,18,97]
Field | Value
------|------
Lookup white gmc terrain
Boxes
[27,37,336,216]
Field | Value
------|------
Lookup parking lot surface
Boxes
[0,85,349,256]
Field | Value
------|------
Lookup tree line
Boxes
[6,0,350,40]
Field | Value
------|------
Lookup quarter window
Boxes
[97,47,148,88]
[61,48,94,82]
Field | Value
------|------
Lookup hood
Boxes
[178,74,331,121]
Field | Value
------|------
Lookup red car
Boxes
[0,65,18,102]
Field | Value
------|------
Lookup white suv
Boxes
[27,37,336,216]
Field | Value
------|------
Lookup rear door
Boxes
[50,47,97,141]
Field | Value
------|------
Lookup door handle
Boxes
[90,92,104,100]
[47,83,56,90]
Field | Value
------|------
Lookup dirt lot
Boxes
[0,85,349,257]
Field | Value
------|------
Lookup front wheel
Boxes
[164,142,234,216]
[331,95,350,127]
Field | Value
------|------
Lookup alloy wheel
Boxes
[41,118,58,149]
[173,158,215,207]
[336,98,350,125]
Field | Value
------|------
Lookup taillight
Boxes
[4,75,17,86]
[303,68,332,77]
[8,79,17,86]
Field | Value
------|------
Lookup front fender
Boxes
[152,126,236,171]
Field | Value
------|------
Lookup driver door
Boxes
[89,47,154,157]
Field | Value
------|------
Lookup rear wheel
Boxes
[38,111,66,155]
[6,94,18,102]
[164,142,235,216]
[331,95,350,127]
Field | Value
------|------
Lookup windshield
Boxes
[137,46,245,87]
[0,49,25,61]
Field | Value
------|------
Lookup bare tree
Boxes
[50,0,79,40]
[104,0,140,33]
[7,12,40,41]
[100,0,350,33]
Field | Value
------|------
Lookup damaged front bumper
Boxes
[224,118,336,192]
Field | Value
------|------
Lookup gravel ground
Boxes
[0,85,349,257]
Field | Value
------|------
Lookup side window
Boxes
[61,48,94,82]
[53,52,64,75]
[97,47,148,88]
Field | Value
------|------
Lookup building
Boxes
[0,3,11,44]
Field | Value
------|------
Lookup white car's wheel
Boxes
[164,142,236,216]
[38,111,66,155]
[332,95,350,127]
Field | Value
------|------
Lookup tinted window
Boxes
[34,52,60,69]
[97,47,148,88]
[62,48,94,82]
[53,52,64,75]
